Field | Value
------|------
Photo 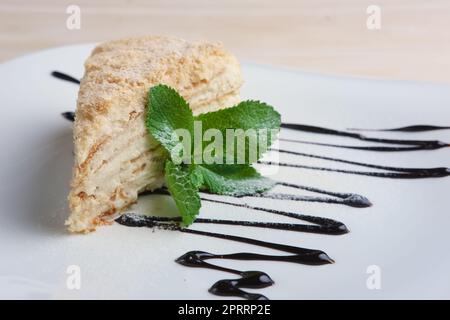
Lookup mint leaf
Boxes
[164,160,201,226]
[195,100,281,164]
[145,85,281,227]
[146,85,194,158]
[147,86,280,166]
[195,164,276,196]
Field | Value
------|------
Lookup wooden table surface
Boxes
[1,0,449,83]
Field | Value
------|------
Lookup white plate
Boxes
[0,44,449,299]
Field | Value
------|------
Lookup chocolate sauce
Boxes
[261,160,450,179]
[177,252,273,300]
[347,125,450,132]
[61,111,75,122]
[141,188,350,235]
[254,180,371,207]
[277,181,368,202]
[116,213,334,300]
[51,71,80,84]
[269,148,450,179]
[147,182,372,208]
[281,123,449,150]
[279,137,429,152]
[201,201,349,235]
[249,192,372,207]
[142,215,349,234]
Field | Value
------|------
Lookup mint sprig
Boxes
[146,85,280,226]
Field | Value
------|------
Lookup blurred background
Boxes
[1,0,449,83]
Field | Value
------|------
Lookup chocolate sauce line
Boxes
[51,71,80,84]
[197,199,350,234]
[146,180,372,208]
[279,137,426,152]
[261,161,450,179]
[272,148,450,178]
[276,181,362,200]
[123,212,349,235]
[249,192,371,208]
[281,123,449,150]
[347,125,450,132]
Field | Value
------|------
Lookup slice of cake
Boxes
[67,36,243,233]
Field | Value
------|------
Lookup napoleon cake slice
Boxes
[67,36,243,233]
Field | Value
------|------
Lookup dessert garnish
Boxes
[145,84,280,226]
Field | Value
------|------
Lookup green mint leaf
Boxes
[146,85,194,158]
[164,160,201,226]
[195,100,281,164]
[195,164,276,196]
[146,86,280,226]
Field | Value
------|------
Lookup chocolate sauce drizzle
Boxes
[347,125,450,132]
[281,123,449,151]
[278,137,431,152]
[242,185,371,208]
[54,70,449,300]
[116,213,334,300]
[261,161,450,179]
[147,181,372,208]
[265,148,450,179]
